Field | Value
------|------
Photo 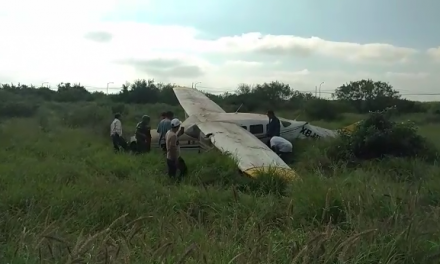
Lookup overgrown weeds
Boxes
[1,102,440,263]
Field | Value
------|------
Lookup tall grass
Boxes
[0,103,439,263]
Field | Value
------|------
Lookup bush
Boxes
[0,101,39,118]
[111,103,128,115]
[395,99,427,114]
[328,107,438,163]
[62,103,109,129]
[304,99,340,121]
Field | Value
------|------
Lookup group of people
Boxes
[110,113,152,154]
[109,109,293,181]
[110,111,188,181]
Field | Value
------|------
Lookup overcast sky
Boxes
[0,0,439,100]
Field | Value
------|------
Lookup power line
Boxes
[3,83,440,97]
[194,85,440,96]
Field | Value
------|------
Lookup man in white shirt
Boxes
[269,136,292,163]
[165,118,188,181]
[110,113,128,152]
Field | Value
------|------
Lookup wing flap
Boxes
[173,86,226,117]
[197,122,298,181]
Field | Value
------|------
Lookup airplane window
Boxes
[250,124,264,134]
[281,121,291,127]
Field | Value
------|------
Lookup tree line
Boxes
[1,79,438,121]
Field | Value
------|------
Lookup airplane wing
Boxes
[173,86,226,116]
[197,121,298,181]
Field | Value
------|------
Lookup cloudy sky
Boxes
[0,0,439,100]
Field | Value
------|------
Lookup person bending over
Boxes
[270,136,292,163]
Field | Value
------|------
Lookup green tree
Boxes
[56,83,92,102]
[1,78,431,117]
[333,79,400,112]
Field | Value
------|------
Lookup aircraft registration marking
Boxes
[299,127,320,139]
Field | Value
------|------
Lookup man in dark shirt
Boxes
[266,110,281,146]
[157,111,172,154]
[135,115,152,153]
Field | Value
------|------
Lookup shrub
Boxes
[62,103,109,129]
[328,107,438,163]
[304,99,340,121]
[395,99,427,114]
[111,103,128,115]
[0,101,39,118]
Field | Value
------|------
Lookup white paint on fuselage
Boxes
[182,112,319,143]
[130,112,338,150]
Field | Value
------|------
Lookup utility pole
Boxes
[106,82,114,94]
[192,82,201,89]
[318,82,324,98]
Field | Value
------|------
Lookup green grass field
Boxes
[1,102,440,263]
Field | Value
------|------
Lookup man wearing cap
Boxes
[165,118,188,180]
[135,115,152,153]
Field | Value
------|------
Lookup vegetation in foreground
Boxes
[1,80,440,263]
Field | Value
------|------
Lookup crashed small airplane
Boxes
[131,87,355,180]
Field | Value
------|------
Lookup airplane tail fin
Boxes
[339,121,361,134]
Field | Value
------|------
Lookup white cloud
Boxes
[427,47,440,61]
[0,1,111,25]
[224,60,263,67]
[0,0,438,101]
[0,0,146,21]
[385,72,430,79]
[209,33,418,64]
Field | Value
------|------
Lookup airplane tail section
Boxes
[338,121,361,134]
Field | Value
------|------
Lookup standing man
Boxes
[135,115,152,154]
[110,113,128,152]
[266,110,281,146]
[270,136,293,163]
[157,111,172,154]
[165,118,188,181]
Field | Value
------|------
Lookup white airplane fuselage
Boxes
[131,112,332,150]
[182,112,296,142]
